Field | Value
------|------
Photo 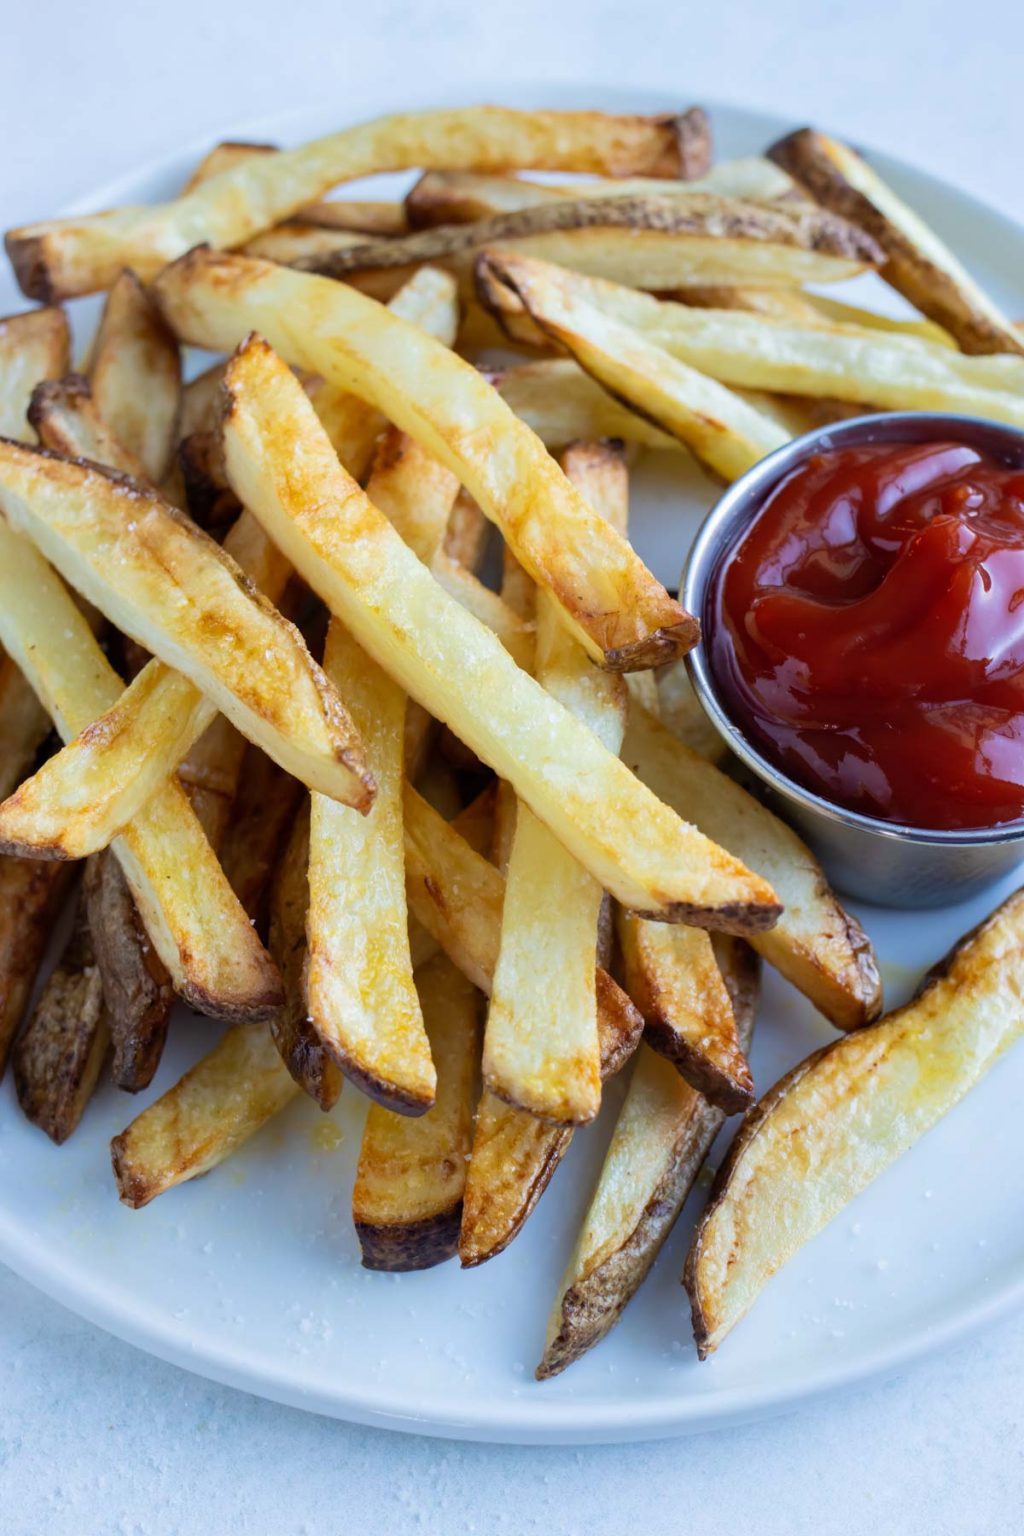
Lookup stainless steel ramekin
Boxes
[682,411,1024,909]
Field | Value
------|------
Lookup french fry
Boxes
[538,937,759,1377]
[0,440,373,808]
[9,105,712,300]
[0,521,281,1019]
[494,268,1024,425]
[405,156,797,226]
[364,425,460,563]
[478,251,788,480]
[0,274,457,862]
[769,127,1024,357]
[492,360,678,451]
[484,443,628,1126]
[0,855,73,1078]
[308,621,432,1114]
[112,1021,300,1208]
[154,248,698,672]
[267,803,343,1112]
[218,334,779,927]
[28,373,150,479]
[0,306,71,792]
[219,743,305,929]
[623,698,881,1031]
[83,849,173,1092]
[685,891,1024,1356]
[352,953,479,1269]
[654,658,727,762]
[678,282,956,346]
[300,193,881,293]
[85,270,181,481]
[12,889,110,1144]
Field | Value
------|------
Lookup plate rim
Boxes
[4,77,1024,1444]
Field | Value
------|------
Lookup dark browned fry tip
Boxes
[355,1208,462,1271]
[681,1234,715,1359]
[671,106,713,180]
[641,1018,754,1114]
[0,836,74,861]
[628,899,784,934]
[178,968,285,1023]
[109,1137,152,1209]
[601,615,700,673]
[27,372,93,432]
[5,232,55,303]
[323,1043,434,1117]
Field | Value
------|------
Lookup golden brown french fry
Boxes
[654,658,728,762]
[478,251,788,479]
[0,440,373,808]
[154,248,697,672]
[497,270,1024,424]
[10,105,711,299]
[85,270,181,480]
[219,743,305,930]
[623,698,881,1031]
[364,425,460,562]
[308,621,432,1114]
[266,803,343,1111]
[353,954,480,1269]
[686,891,1024,1356]
[483,443,627,1126]
[301,192,881,295]
[12,889,109,1144]
[83,849,174,1093]
[0,856,73,1078]
[112,1021,299,1208]
[28,373,150,478]
[538,937,759,1377]
[769,127,1024,356]
[406,156,796,226]
[0,521,281,1020]
[219,335,778,928]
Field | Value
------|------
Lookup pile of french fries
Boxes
[2,102,1023,1376]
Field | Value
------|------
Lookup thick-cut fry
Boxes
[308,622,432,1114]
[353,954,479,1269]
[492,360,678,450]
[484,443,627,1125]
[478,252,788,480]
[112,1021,300,1208]
[28,373,150,478]
[678,282,957,346]
[538,937,759,1377]
[300,193,881,295]
[267,804,343,1112]
[686,890,1024,1356]
[405,157,797,226]
[86,270,181,480]
[769,127,1024,357]
[154,249,698,672]
[618,915,751,1113]
[0,521,281,1019]
[364,426,460,562]
[9,105,712,300]
[623,698,880,1030]
[0,275,457,862]
[218,335,778,927]
[84,849,174,1092]
[655,658,727,762]
[12,891,109,1144]
[0,439,374,808]
[0,856,72,1077]
[184,140,410,234]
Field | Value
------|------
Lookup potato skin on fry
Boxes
[685,890,1024,1358]
[0,856,73,1078]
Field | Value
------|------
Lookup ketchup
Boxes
[710,440,1024,830]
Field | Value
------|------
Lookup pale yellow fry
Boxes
[686,891,1024,1356]
[493,359,678,451]
[153,248,695,671]
[308,621,433,1114]
[221,336,779,928]
[86,269,181,481]
[112,1023,299,1208]
[0,522,281,1018]
[10,106,702,298]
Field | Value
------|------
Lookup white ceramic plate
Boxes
[2,82,1024,1446]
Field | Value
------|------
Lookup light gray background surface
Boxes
[2,1,1023,1529]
